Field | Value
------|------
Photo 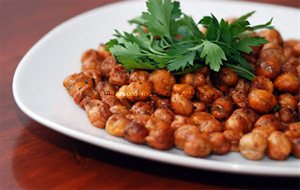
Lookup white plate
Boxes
[13,0,300,176]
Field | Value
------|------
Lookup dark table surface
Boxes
[1,0,299,189]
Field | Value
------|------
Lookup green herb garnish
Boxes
[107,0,272,80]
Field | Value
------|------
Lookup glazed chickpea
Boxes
[256,58,281,80]
[259,29,283,45]
[229,89,248,108]
[170,115,194,131]
[248,89,277,113]
[225,108,257,133]
[84,99,112,128]
[250,76,274,93]
[289,122,300,134]
[172,84,195,99]
[73,85,99,107]
[174,125,201,149]
[101,56,117,77]
[267,131,292,160]
[276,108,297,124]
[274,73,299,94]
[124,121,149,144]
[281,57,300,76]
[191,112,223,133]
[171,94,193,116]
[109,65,129,86]
[254,114,283,130]
[109,104,129,115]
[239,132,267,160]
[151,94,171,109]
[63,72,94,97]
[218,67,238,86]
[106,114,130,137]
[129,70,149,83]
[183,136,211,157]
[152,109,174,124]
[278,93,297,111]
[223,130,243,152]
[126,81,152,102]
[131,101,154,115]
[211,97,233,120]
[192,102,207,112]
[209,132,231,155]
[149,70,176,96]
[196,85,222,105]
[145,118,174,150]
[180,73,206,88]
[126,114,151,127]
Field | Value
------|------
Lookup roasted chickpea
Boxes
[109,65,129,86]
[124,121,149,144]
[192,102,207,112]
[191,112,223,133]
[172,84,195,99]
[180,73,206,88]
[211,97,233,120]
[170,115,194,131]
[276,107,297,124]
[254,114,283,130]
[274,73,299,94]
[96,81,117,97]
[225,108,257,133]
[81,52,102,72]
[248,89,277,113]
[183,136,211,157]
[239,132,267,160]
[259,29,283,45]
[63,72,93,97]
[229,89,249,108]
[209,132,231,155]
[126,81,152,102]
[256,58,281,80]
[82,71,102,86]
[149,70,176,96]
[151,94,172,109]
[223,130,243,152]
[84,99,111,128]
[73,85,99,107]
[217,67,238,86]
[115,85,128,103]
[101,56,117,77]
[152,109,174,124]
[174,124,201,149]
[131,101,154,115]
[250,76,274,93]
[283,40,300,57]
[171,94,193,116]
[106,114,130,137]
[126,114,151,127]
[285,132,300,158]
[109,104,129,115]
[81,49,99,63]
[196,85,222,105]
[281,57,300,76]
[267,131,292,160]
[145,118,173,150]
[289,122,300,134]
[278,93,297,111]
[129,70,149,83]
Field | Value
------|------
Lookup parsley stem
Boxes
[225,63,255,81]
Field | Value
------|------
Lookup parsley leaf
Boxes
[235,37,269,53]
[200,40,226,71]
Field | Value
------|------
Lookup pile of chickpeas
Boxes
[63,29,300,160]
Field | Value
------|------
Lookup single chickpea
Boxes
[218,67,238,86]
[171,93,193,116]
[172,84,195,99]
[126,81,152,102]
[256,58,281,80]
[254,114,283,130]
[259,29,283,45]
[248,89,277,113]
[239,132,267,160]
[149,70,176,96]
[131,101,154,115]
[109,104,129,115]
[209,132,231,155]
[152,109,174,124]
[274,73,299,94]
[192,102,207,112]
[278,93,297,111]
[124,121,149,144]
[196,85,222,105]
[225,108,257,133]
[252,125,276,138]
[170,115,194,132]
[267,131,292,160]
[174,124,201,149]
[129,70,149,83]
[276,108,297,124]
[183,136,211,157]
[223,130,243,152]
[210,97,233,120]
[106,114,130,137]
[191,112,224,133]
[84,99,111,128]
[250,76,274,93]
[101,56,117,77]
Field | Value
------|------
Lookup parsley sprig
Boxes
[107,0,272,80]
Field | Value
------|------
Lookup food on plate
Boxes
[63,0,300,160]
